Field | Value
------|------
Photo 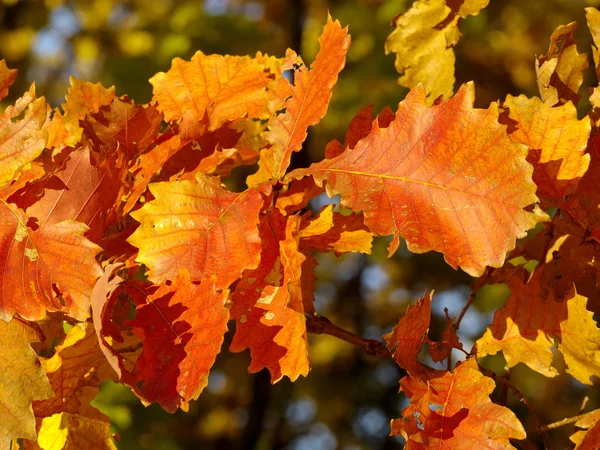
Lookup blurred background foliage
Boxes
[4,0,600,449]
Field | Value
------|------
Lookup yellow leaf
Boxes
[0,319,53,442]
[385,0,489,102]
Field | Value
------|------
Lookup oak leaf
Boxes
[586,8,600,109]
[298,205,373,255]
[0,87,47,187]
[33,323,116,418]
[0,319,53,443]
[230,211,310,382]
[150,52,273,131]
[0,202,103,321]
[476,270,600,384]
[536,22,588,106]
[385,0,489,101]
[129,270,229,412]
[384,292,431,378]
[291,83,546,276]
[81,96,163,162]
[35,388,116,450]
[46,77,115,149]
[0,60,17,101]
[504,95,590,207]
[23,147,126,242]
[248,16,350,184]
[128,173,264,287]
[392,358,525,449]
[571,409,600,449]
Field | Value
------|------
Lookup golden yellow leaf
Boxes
[385,0,489,102]
[476,270,600,384]
[0,319,53,443]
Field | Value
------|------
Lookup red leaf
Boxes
[129,270,229,412]
[384,293,431,378]
[230,211,310,382]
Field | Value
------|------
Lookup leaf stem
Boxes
[454,291,476,332]
[540,410,599,432]
[305,314,393,359]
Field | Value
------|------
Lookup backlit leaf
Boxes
[392,358,525,449]
[385,0,489,101]
[36,389,116,450]
[476,269,600,384]
[292,83,546,276]
[248,16,350,184]
[129,270,229,412]
[0,202,103,321]
[504,95,590,207]
[571,409,600,449]
[0,60,17,101]
[298,205,373,255]
[230,211,310,382]
[150,52,272,131]
[0,318,53,442]
[0,88,47,187]
[536,22,588,106]
[33,323,116,418]
[46,78,115,149]
[128,173,264,288]
[384,293,431,378]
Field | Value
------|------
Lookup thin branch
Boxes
[540,410,599,432]
[305,314,392,359]
[454,291,476,332]
[479,365,552,450]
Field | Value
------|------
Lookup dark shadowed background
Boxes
[3,0,600,448]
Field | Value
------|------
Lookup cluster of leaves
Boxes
[3,0,600,448]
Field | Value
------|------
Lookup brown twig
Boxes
[540,410,599,432]
[454,291,476,332]
[305,314,392,359]
[478,365,552,450]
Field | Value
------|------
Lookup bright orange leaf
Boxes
[46,77,115,149]
[0,60,17,101]
[248,16,350,184]
[128,270,229,412]
[128,173,265,288]
[298,205,373,255]
[0,202,103,321]
[384,293,431,378]
[150,52,273,131]
[230,211,310,382]
[392,358,526,449]
[291,83,547,276]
